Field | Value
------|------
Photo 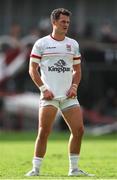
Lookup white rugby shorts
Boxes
[39,97,80,111]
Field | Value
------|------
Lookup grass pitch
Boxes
[0,130,117,179]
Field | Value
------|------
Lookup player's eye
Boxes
[61,20,70,24]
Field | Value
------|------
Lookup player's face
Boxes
[54,14,70,35]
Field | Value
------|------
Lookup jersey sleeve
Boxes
[73,41,81,65]
[30,40,42,64]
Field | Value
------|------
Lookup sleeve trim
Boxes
[73,59,81,65]
[30,57,40,64]
[30,54,42,59]
[73,55,81,60]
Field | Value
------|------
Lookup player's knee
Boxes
[78,125,84,136]
[72,125,84,138]
[38,127,51,140]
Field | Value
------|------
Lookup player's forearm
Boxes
[72,70,81,88]
[29,67,43,89]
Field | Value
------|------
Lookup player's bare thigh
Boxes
[61,106,84,132]
[38,105,58,130]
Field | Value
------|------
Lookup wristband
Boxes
[72,83,78,88]
[39,84,47,92]
[72,86,77,91]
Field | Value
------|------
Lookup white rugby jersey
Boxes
[30,34,81,100]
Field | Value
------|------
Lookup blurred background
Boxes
[0,0,117,135]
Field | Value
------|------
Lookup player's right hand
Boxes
[42,89,54,100]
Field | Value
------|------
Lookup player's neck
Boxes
[51,32,65,41]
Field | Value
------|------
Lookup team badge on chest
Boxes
[66,44,71,52]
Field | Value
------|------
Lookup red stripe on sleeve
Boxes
[30,54,42,59]
[73,56,81,60]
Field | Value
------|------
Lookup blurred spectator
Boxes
[38,17,51,36]
[0,23,30,92]
[0,22,23,49]
[21,26,40,48]
[9,23,22,39]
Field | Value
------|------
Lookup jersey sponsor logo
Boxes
[46,46,56,49]
[48,59,70,73]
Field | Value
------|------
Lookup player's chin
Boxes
[64,29,68,33]
[63,31,68,36]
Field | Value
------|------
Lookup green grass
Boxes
[0,131,117,179]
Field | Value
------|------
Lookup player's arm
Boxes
[29,61,43,88]
[67,40,81,98]
[72,63,81,88]
[29,60,54,100]
[29,40,54,100]
[66,63,81,98]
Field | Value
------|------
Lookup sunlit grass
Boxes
[0,131,117,179]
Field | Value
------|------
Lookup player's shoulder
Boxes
[34,35,50,45]
[65,36,79,46]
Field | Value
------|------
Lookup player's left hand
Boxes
[66,84,77,98]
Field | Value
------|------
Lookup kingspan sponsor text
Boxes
[48,66,70,73]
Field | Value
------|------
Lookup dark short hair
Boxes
[50,8,72,22]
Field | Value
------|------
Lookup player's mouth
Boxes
[63,27,68,30]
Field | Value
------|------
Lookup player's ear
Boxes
[52,20,57,25]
